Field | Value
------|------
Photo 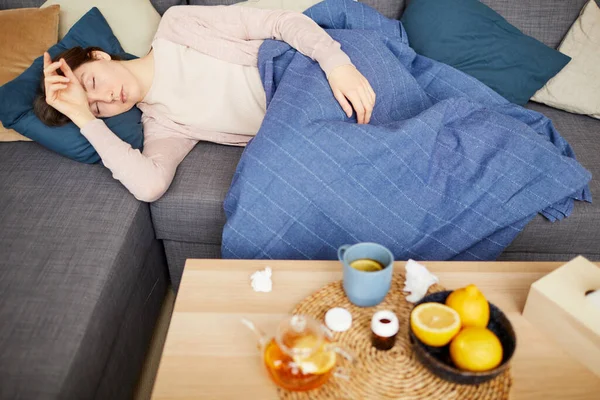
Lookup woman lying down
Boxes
[35,5,375,202]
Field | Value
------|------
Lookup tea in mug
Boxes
[339,243,394,306]
[349,258,384,272]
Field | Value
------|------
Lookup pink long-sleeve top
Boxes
[79,5,352,202]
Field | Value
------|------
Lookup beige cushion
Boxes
[0,128,35,142]
[0,5,60,142]
[531,0,600,119]
[41,0,161,57]
[235,0,323,12]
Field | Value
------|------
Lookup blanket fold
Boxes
[222,0,591,261]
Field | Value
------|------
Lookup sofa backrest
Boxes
[189,0,406,19]
[186,1,589,48]
[479,0,588,48]
[0,0,41,8]
[0,0,588,47]
[0,0,185,15]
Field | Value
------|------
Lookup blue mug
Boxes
[338,242,395,307]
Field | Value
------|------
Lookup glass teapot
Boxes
[242,315,354,392]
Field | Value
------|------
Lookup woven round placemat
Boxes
[278,273,511,400]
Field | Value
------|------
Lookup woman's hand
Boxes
[327,64,376,124]
[43,52,95,127]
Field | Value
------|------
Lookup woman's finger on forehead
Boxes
[43,61,62,76]
[45,75,70,83]
[59,59,77,79]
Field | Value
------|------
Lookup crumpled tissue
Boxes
[403,259,439,303]
[250,266,272,293]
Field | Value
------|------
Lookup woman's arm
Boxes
[157,5,352,75]
[80,117,198,202]
[157,5,376,123]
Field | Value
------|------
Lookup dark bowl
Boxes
[409,291,517,385]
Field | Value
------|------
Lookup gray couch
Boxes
[0,2,183,400]
[0,0,598,399]
[155,0,600,289]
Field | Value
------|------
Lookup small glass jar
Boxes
[371,310,399,351]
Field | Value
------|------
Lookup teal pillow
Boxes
[401,0,571,105]
[0,7,143,164]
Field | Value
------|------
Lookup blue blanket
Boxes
[222,0,591,261]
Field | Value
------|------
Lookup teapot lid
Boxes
[276,315,329,357]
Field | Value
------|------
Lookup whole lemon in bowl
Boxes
[445,284,489,328]
[450,327,503,372]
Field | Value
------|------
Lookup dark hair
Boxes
[33,46,122,127]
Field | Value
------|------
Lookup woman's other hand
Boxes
[43,52,95,127]
[327,64,376,124]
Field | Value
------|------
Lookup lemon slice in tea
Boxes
[349,258,384,272]
[292,336,336,375]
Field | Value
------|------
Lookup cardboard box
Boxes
[523,256,600,377]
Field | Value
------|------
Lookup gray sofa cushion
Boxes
[0,142,157,399]
[502,103,600,258]
[0,0,184,14]
[498,251,599,262]
[480,0,588,48]
[94,240,168,400]
[163,240,221,289]
[151,142,243,245]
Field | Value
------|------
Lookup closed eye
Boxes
[93,77,95,90]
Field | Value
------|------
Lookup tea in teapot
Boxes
[242,315,353,391]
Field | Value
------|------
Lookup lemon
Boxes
[410,302,461,347]
[450,327,503,372]
[292,336,336,375]
[445,284,490,328]
[349,258,384,272]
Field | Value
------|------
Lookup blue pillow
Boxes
[0,7,143,164]
[401,0,571,105]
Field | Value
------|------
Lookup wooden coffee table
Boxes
[151,260,600,399]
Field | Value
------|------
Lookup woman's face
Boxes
[74,53,141,118]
